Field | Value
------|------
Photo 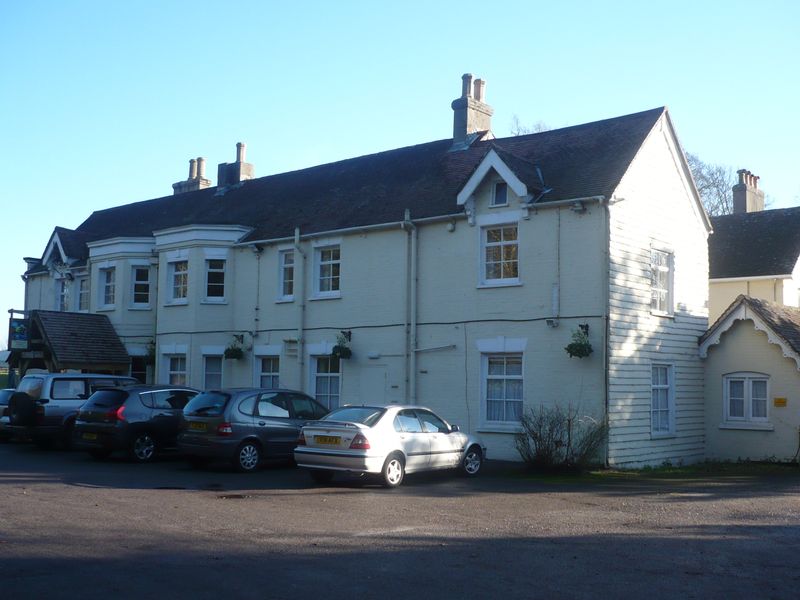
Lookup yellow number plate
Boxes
[189,422,207,431]
[314,435,341,445]
[82,432,97,440]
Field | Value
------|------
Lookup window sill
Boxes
[478,424,523,435]
[310,293,341,301]
[477,280,522,290]
[128,306,152,311]
[164,300,188,307]
[718,422,774,432]
[201,299,228,305]
[650,432,676,440]
[650,310,674,319]
[275,297,294,304]
[96,306,115,312]
[489,203,509,209]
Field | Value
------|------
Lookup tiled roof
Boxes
[69,107,665,246]
[709,207,800,279]
[32,310,129,369]
[700,295,800,356]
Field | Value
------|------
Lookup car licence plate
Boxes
[314,435,341,445]
[82,432,97,440]
[189,422,207,432]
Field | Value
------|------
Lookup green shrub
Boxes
[515,404,607,472]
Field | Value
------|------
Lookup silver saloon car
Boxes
[294,405,486,487]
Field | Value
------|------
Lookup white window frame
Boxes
[480,222,520,287]
[723,372,770,424]
[257,356,281,389]
[651,363,675,437]
[167,355,187,386]
[650,248,674,316]
[311,354,340,409]
[278,250,295,301]
[131,266,151,308]
[77,277,89,312]
[168,260,189,305]
[203,355,223,390]
[481,353,524,426]
[99,267,116,309]
[204,259,226,303]
[57,279,70,312]
[313,244,341,299]
[491,181,509,207]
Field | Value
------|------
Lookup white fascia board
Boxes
[153,224,252,247]
[42,232,67,266]
[699,301,800,369]
[87,237,156,258]
[457,149,528,206]
[710,274,791,283]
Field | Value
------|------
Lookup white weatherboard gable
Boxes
[699,302,800,370]
[41,232,68,266]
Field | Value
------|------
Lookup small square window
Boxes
[491,182,508,206]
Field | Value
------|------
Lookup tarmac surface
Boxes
[2,440,800,599]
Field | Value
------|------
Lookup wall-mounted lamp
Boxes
[546,318,559,328]
[579,323,589,335]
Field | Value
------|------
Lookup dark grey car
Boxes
[74,385,199,462]
[178,388,329,472]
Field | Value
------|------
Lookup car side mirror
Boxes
[450,424,460,432]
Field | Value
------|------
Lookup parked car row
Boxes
[1,373,487,487]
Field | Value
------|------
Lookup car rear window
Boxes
[0,390,14,406]
[83,389,129,409]
[324,407,385,427]
[183,392,230,417]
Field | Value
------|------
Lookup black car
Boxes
[74,385,198,462]
[0,388,15,440]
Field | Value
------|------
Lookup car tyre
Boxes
[309,469,334,484]
[89,448,113,460]
[461,445,483,477]
[381,453,405,488]
[129,433,156,463]
[234,441,261,473]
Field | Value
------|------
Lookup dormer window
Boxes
[491,182,508,207]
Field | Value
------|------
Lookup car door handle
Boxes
[258,421,266,426]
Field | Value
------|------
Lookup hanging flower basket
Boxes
[224,345,244,360]
[565,326,593,359]
[332,344,352,359]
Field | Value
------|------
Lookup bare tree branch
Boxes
[686,152,735,216]
[510,114,550,136]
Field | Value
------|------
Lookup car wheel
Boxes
[381,453,405,488]
[129,433,156,463]
[309,469,334,484]
[461,445,483,477]
[234,441,261,473]
[89,448,113,460]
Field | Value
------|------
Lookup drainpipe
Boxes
[294,228,307,390]
[602,197,611,468]
[402,209,418,405]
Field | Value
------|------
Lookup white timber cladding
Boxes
[606,113,709,467]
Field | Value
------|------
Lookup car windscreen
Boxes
[183,392,230,417]
[17,376,44,400]
[323,407,385,427]
[83,389,129,409]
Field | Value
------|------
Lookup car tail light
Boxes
[217,422,233,436]
[349,433,370,450]
[297,431,306,446]
[105,406,126,422]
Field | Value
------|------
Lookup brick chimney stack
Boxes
[217,142,255,190]
[732,169,765,213]
[451,73,494,150]
[172,156,212,195]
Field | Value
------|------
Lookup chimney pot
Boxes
[461,73,473,98]
[732,168,764,213]
[189,158,197,179]
[236,142,246,163]
[474,79,486,102]
[197,157,206,179]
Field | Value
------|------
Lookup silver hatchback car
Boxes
[294,405,486,487]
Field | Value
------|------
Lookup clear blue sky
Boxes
[1,0,798,346]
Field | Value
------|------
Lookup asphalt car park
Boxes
[2,440,800,599]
